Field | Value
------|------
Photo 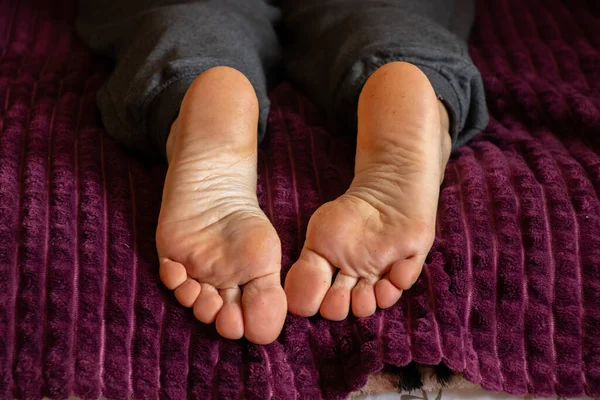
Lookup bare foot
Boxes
[285,62,452,320]
[156,67,286,344]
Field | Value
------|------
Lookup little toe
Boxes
[351,278,377,318]
[216,287,244,340]
[193,283,224,324]
[174,279,201,307]
[285,249,335,317]
[375,277,403,309]
[242,272,287,345]
[159,258,187,290]
[320,273,358,321]
[389,255,426,290]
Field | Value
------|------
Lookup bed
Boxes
[0,0,599,398]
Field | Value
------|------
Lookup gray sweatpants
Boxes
[76,0,489,158]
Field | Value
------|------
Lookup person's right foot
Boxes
[285,62,452,320]
[156,67,287,345]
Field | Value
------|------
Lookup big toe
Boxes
[242,273,287,345]
[284,249,335,317]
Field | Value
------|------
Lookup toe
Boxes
[375,276,403,309]
[193,283,224,324]
[320,272,357,321]
[351,278,377,318]
[216,287,244,340]
[174,279,201,307]
[285,249,335,317]
[242,272,287,345]
[159,258,188,290]
[389,255,426,290]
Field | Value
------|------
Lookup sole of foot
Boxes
[156,66,287,344]
[285,62,452,321]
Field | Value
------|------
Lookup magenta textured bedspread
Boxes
[1,0,599,398]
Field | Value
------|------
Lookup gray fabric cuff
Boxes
[146,76,198,158]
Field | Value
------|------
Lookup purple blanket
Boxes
[1,0,600,398]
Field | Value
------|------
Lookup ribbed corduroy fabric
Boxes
[0,0,599,398]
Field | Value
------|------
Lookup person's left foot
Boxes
[285,62,452,320]
[157,67,287,344]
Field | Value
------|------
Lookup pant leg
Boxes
[76,0,280,157]
[280,0,489,149]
